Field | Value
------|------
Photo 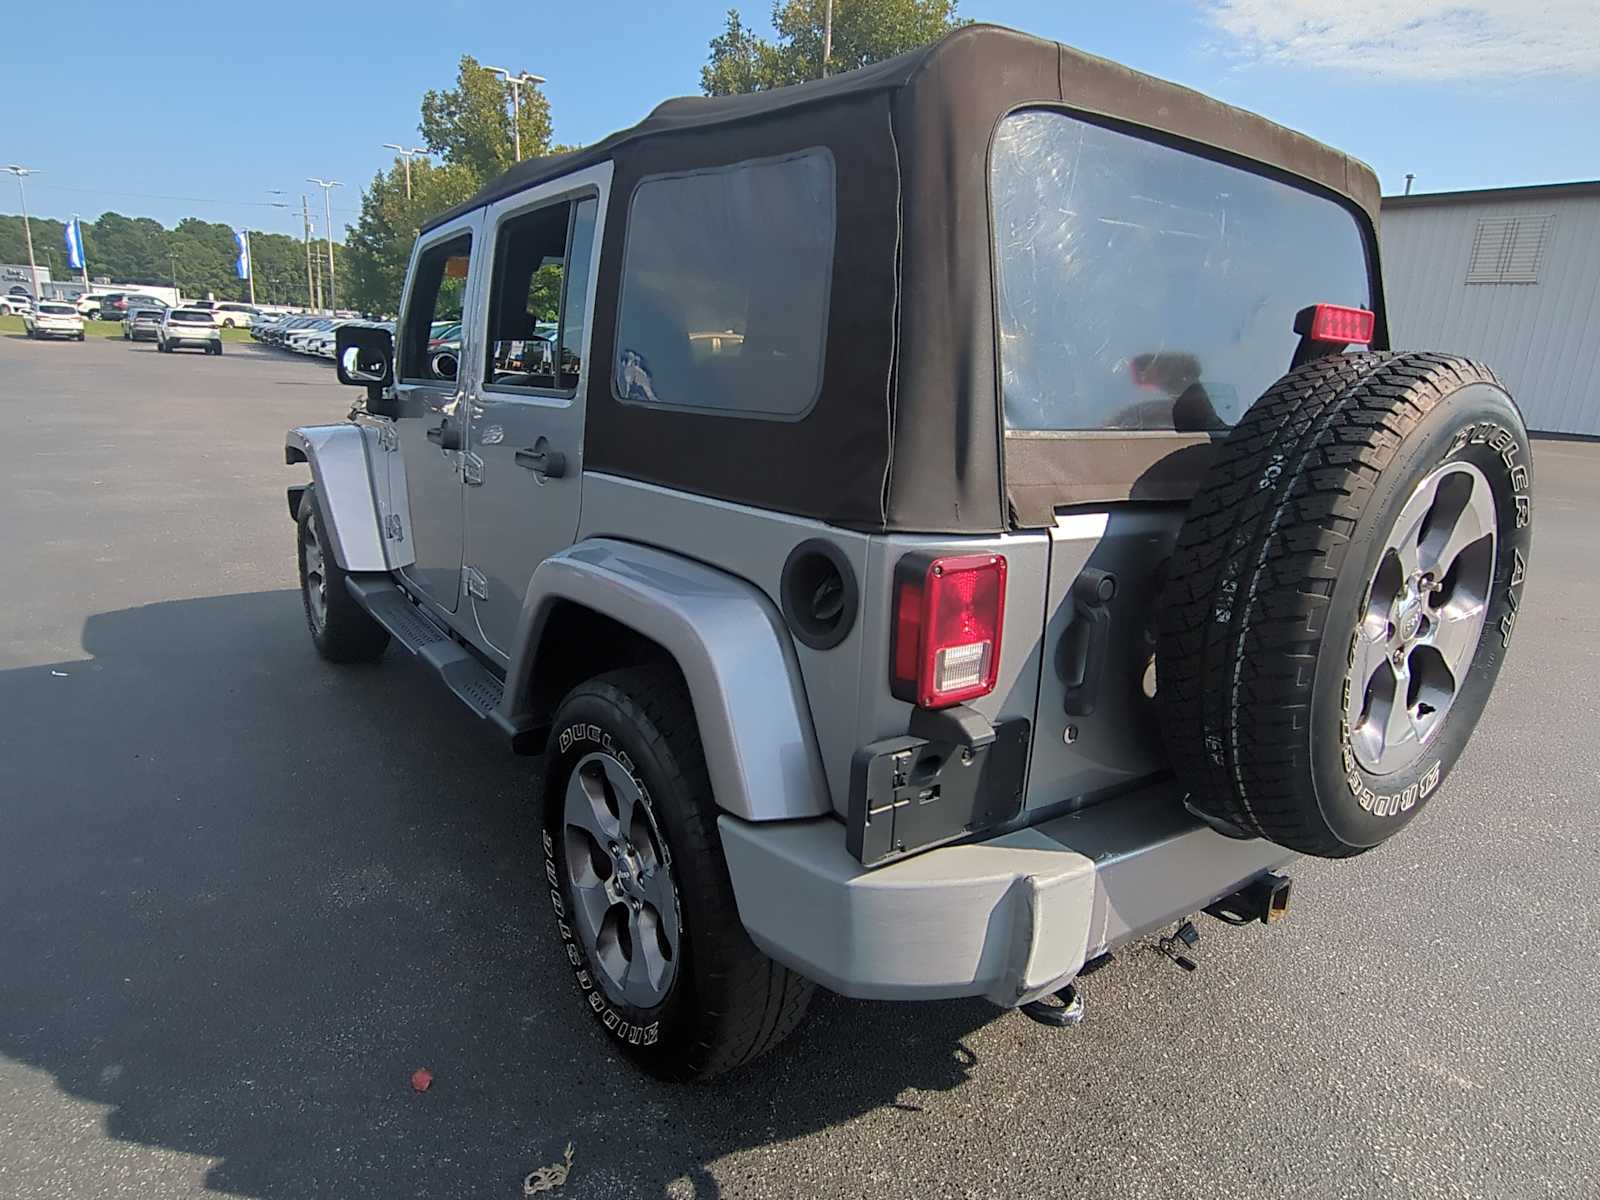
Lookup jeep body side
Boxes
[287,26,1527,1078]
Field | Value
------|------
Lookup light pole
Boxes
[482,66,545,162]
[307,178,342,311]
[383,144,430,200]
[823,0,833,76]
[4,165,43,300]
[270,189,316,310]
[169,252,180,302]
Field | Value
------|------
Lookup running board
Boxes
[344,576,543,747]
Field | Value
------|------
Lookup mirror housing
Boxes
[336,323,394,387]
[336,323,397,417]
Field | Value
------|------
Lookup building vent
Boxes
[1465,214,1554,284]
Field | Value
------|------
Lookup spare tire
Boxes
[1158,352,1532,857]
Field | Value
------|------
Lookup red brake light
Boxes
[1305,303,1374,346]
[890,553,1007,709]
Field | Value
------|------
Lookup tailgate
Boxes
[1024,506,1183,813]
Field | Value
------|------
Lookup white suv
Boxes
[213,302,256,328]
[158,308,224,355]
[24,302,85,341]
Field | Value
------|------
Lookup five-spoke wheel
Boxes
[1348,461,1497,775]
[561,751,680,1009]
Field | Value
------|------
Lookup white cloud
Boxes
[1203,0,1600,80]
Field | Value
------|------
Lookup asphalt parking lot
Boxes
[1,329,1597,1199]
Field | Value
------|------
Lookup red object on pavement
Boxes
[411,1068,433,1093]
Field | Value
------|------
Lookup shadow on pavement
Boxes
[0,592,997,1198]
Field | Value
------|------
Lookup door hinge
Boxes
[377,422,399,452]
[384,513,404,542]
[462,452,485,486]
[463,565,488,601]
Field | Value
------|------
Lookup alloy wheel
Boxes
[301,518,328,632]
[1346,461,1498,775]
[561,751,680,1009]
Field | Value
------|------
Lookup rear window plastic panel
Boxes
[991,108,1373,434]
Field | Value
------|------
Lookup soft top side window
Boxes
[613,149,835,420]
[400,232,472,383]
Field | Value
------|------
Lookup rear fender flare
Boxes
[284,424,388,572]
[503,539,833,822]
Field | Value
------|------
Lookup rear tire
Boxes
[296,488,390,664]
[543,666,814,1081]
[1158,352,1532,857]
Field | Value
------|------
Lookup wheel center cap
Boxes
[1397,600,1423,641]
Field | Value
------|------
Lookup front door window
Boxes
[400,235,472,383]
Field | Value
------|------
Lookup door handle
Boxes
[427,420,462,451]
[515,443,567,478]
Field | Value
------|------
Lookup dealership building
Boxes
[1382,180,1600,438]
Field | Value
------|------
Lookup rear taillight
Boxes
[1302,303,1375,346]
[890,552,1006,709]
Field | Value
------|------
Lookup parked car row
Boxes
[253,313,394,361]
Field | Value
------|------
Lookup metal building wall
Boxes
[1381,190,1600,435]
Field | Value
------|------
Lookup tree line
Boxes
[0,211,335,307]
[6,2,963,313]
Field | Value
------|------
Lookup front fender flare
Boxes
[285,424,389,572]
[503,539,832,822]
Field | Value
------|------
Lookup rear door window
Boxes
[990,109,1372,432]
[483,196,598,394]
[613,149,834,419]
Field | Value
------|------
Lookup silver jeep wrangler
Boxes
[287,25,1531,1080]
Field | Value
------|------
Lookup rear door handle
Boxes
[515,441,567,478]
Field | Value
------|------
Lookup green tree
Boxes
[343,157,481,314]
[421,54,553,176]
[0,214,66,283]
[702,0,967,94]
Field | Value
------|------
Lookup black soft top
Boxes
[425,25,1383,533]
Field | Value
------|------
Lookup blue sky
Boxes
[7,0,1598,238]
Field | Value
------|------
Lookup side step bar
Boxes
[344,576,544,746]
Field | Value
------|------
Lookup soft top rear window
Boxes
[991,109,1372,433]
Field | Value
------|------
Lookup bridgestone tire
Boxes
[542,666,814,1081]
[1158,352,1532,857]
[295,488,390,664]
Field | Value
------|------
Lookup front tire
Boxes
[543,667,814,1081]
[296,489,390,663]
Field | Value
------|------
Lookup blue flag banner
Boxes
[65,218,86,271]
[234,229,251,280]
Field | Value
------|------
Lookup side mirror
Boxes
[336,324,394,388]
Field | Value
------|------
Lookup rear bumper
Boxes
[719,780,1294,1006]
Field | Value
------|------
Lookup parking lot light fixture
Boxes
[306,179,343,311]
[481,66,545,162]
[382,145,430,200]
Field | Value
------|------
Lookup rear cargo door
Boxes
[1024,509,1179,812]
